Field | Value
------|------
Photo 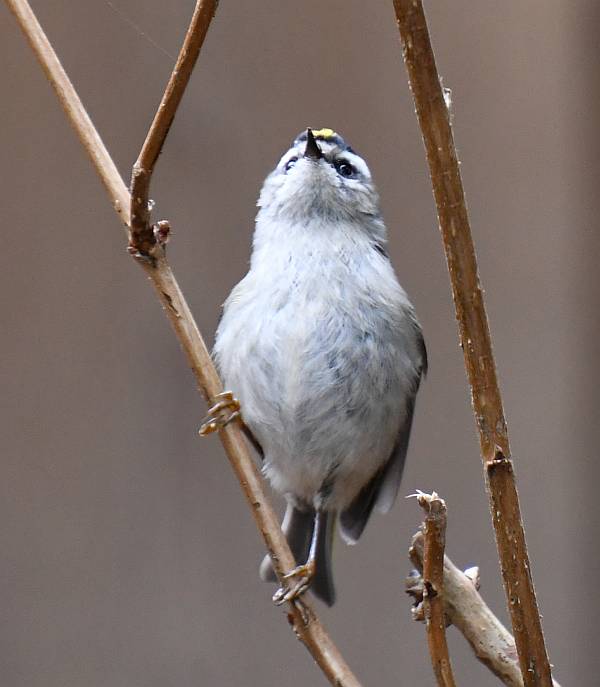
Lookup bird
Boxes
[213,128,426,606]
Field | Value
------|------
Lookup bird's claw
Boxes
[198,391,241,436]
[272,561,316,606]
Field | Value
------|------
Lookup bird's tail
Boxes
[259,503,336,606]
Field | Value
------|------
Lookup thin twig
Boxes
[392,3,554,685]
[5,1,362,684]
[129,0,218,254]
[408,532,562,687]
[415,493,456,687]
[5,0,130,223]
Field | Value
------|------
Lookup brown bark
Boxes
[392,1,554,685]
[416,493,456,687]
[408,532,562,687]
[129,0,218,256]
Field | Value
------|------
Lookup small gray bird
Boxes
[214,128,426,606]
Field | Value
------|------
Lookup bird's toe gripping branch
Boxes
[273,560,316,606]
[198,391,241,436]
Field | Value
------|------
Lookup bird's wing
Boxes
[375,323,427,514]
[338,396,416,544]
[339,325,426,544]
[241,423,264,459]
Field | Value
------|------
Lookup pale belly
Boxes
[222,291,411,510]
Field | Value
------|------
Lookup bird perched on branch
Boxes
[213,128,426,606]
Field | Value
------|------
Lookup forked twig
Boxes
[414,493,456,687]
[129,0,217,254]
[392,2,554,685]
[5,1,361,684]
[408,532,562,687]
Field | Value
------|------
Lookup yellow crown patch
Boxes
[311,128,337,140]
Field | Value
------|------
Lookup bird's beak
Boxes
[304,128,323,161]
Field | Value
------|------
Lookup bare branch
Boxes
[6,1,362,684]
[415,493,456,687]
[408,533,562,687]
[5,0,130,224]
[130,0,218,254]
[392,2,554,684]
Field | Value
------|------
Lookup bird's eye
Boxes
[285,157,298,172]
[335,160,356,178]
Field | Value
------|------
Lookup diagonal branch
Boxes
[129,0,218,254]
[415,492,456,687]
[5,0,130,223]
[392,2,555,685]
[5,1,362,684]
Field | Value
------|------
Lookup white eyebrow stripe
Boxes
[340,151,371,179]
[278,149,300,168]
[278,143,371,178]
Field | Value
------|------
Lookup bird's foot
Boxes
[198,391,241,436]
[273,560,316,606]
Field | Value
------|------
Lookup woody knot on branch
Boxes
[407,491,456,687]
[406,492,562,687]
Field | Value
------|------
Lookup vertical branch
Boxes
[5,1,363,684]
[417,493,456,687]
[392,2,554,685]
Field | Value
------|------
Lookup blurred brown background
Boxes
[1,1,597,685]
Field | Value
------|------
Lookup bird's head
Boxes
[258,128,380,222]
